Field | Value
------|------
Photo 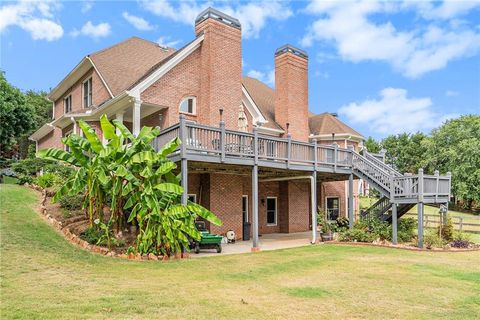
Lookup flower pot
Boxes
[320,232,333,242]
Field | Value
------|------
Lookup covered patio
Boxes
[190,231,314,257]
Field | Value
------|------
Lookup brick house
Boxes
[30,8,451,249]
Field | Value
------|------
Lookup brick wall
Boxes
[274,51,309,141]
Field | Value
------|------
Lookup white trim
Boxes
[241,85,267,126]
[266,196,277,226]
[82,77,93,108]
[64,94,72,114]
[179,96,197,115]
[311,133,364,142]
[48,57,91,101]
[87,56,114,98]
[130,34,205,96]
[257,126,284,136]
[242,195,249,223]
[28,123,55,141]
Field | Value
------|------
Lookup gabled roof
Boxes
[242,76,282,130]
[89,37,176,96]
[309,112,363,138]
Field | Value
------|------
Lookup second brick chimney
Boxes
[274,45,309,141]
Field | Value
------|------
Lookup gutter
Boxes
[260,175,317,243]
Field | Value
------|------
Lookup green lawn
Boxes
[2,185,480,319]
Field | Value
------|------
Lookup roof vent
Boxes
[275,44,308,59]
[195,7,241,29]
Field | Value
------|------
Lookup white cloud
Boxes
[157,36,181,48]
[302,0,480,78]
[247,69,275,87]
[445,90,459,97]
[0,0,63,41]
[81,0,93,13]
[338,88,457,135]
[142,0,292,38]
[403,0,480,20]
[122,11,155,31]
[71,21,111,39]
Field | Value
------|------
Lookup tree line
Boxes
[365,115,480,210]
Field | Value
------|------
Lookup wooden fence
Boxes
[403,213,480,234]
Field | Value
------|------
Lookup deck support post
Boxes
[179,115,188,205]
[392,203,398,245]
[252,127,260,251]
[348,173,354,229]
[132,98,141,137]
[311,171,318,244]
[417,168,424,248]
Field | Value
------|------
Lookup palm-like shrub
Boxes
[38,115,221,255]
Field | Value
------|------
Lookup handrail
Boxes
[364,150,402,177]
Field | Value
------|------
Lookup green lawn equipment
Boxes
[190,221,223,254]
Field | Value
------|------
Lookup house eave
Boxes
[28,123,55,141]
[48,57,93,102]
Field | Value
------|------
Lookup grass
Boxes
[1,185,480,319]
[1,176,18,184]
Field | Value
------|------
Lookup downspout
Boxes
[259,175,317,244]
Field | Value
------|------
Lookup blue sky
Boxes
[1,0,479,139]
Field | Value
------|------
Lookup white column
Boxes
[133,98,141,137]
[115,112,124,135]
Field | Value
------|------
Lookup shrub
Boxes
[450,231,471,248]
[368,218,391,241]
[397,218,416,242]
[336,217,349,232]
[423,230,447,249]
[34,173,57,189]
[59,194,84,211]
[438,218,454,242]
[10,158,74,185]
[338,228,375,242]
[81,227,103,245]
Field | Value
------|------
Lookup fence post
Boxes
[313,139,318,171]
[434,170,439,203]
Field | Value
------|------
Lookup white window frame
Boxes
[179,96,196,115]
[83,77,92,108]
[266,196,277,226]
[242,195,249,223]
[325,196,340,222]
[188,194,197,203]
[64,95,72,114]
[63,130,73,152]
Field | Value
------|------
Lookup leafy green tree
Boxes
[381,132,428,173]
[0,72,36,157]
[364,136,381,153]
[423,115,480,209]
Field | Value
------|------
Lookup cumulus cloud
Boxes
[81,0,94,13]
[301,0,480,78]
[142,0,292,38]
[157,36,181,48]
[338,88,457,135]
[247,69,275,87]
[71,21,111,38]
[0,0,63,41]
[122,11,155,31]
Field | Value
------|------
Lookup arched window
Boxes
[179,96,196,114]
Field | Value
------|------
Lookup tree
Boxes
[381,132,428,173]
[423,115,480,209]
[0,72,36,157]
[364,136,381,153]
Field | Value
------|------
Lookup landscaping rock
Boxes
[148,253,158,261]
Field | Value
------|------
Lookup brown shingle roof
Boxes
[309,112,363,138]
[90,37,176,96]
[242,76,282,130]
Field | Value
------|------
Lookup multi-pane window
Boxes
[179,97,196,114]
[188,194,197,203]
[266,197,277,225]
[326,197,340,221]
[83,78,92,108]
[64,95,72,114]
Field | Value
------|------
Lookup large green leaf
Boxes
[37,148,79,166]
[130,151,158,164]
[154,183,184,195]
[158,137,181,158]
[78,120,103,154]
[112,119,134,141]
[187,202,222,226]
[155,161,176,175]
[100,115,119,148]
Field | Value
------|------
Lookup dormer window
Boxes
[64,95,72,114]
[179,96,196,115]
[83,77,92,108]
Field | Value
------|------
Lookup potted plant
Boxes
[317,210,334,241]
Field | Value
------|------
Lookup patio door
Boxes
[326,197,339,221]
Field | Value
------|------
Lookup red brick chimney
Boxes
[195,8,242,128]
[274,45,309,141]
